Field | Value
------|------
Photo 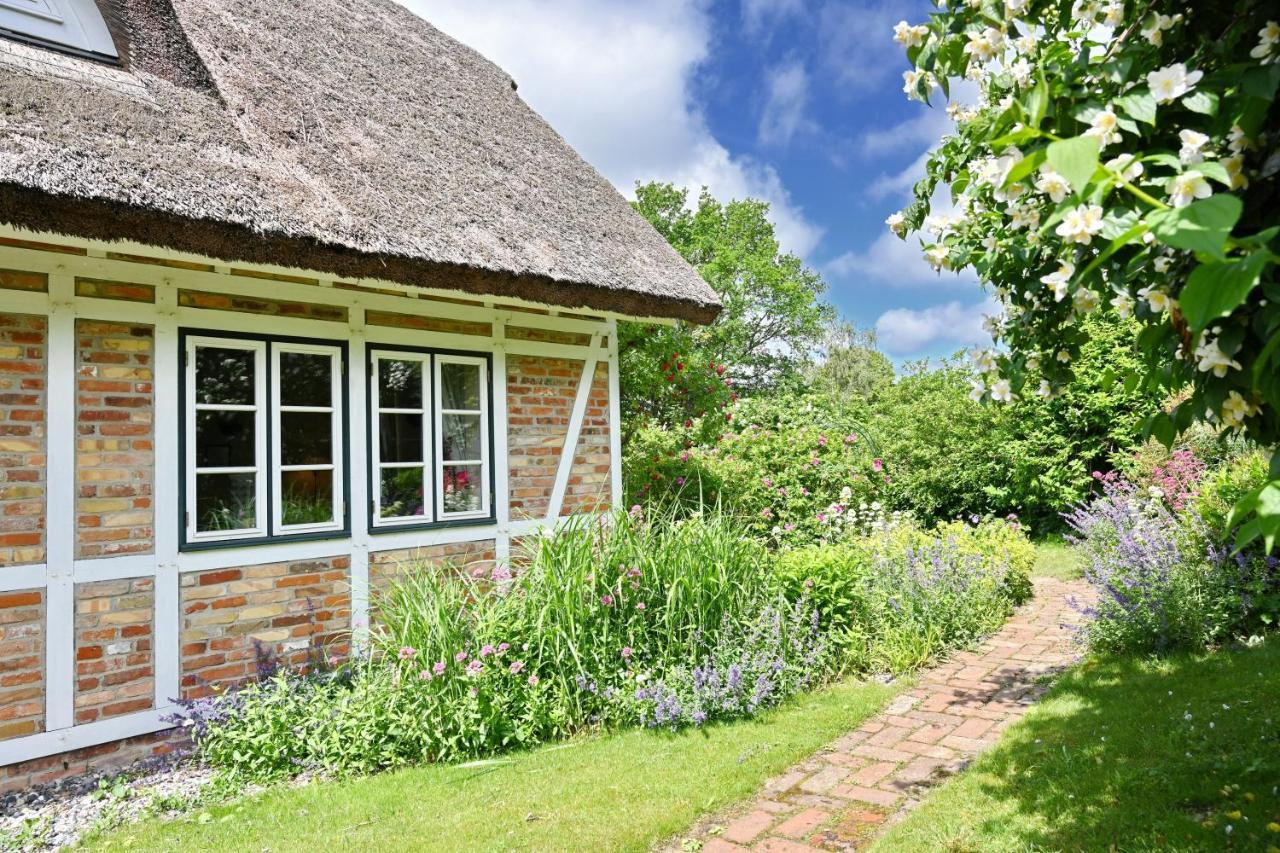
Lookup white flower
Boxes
[1008,58,1033,88]
[1140,12,1181,46]
[1015,32,1037,53]
[1035,379,1054,398]
[1167,171,1211,208]
[1251,20,1279,63]
[1005,0,1029,16]
[1111,291,1134,319]
[924,244,951,270]
[1148,486,1165,499]
[902,69,934,100]
[1073,288,1100,313]
[1040,260,1075,302]
[1223,154,1249,190]
[1153,256,1172,274]
[1035,166,1071,203]
[1102,0,1123,26]
[1008,202,1040,230]
[894,21,930,48]
[1056,349,1072,363]
[1178,129,1211,164]
[1227,124,1254,153]
[990,379,1013,403]
[982,314,1004,337]
[1105,153,1144,182]
[1025,355,1040,371]
[1221,391,1259,429]
[1138,285,1173,313]
[923,214,953,237]
[1072,0,1103,27]
[840,485,853,501]
[1195,337,1242,378]
[969,347,998,373]
[1055,204,1105,244]
[1147,63,1204,105]
[886,212,908,237]
[1085,108,1122,149]
[968,379,986,402]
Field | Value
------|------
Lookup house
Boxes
[0,0,718,790]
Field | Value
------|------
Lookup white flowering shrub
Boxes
[890,1,1279,548]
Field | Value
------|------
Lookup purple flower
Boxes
[454,651,468,663]
[636,601,647,611]
[398,646,417,661]
[677,477,686,486]
[528,674,540,686]
[621,646,633,659]
[601,594,615,607]
[497,642,510,654]
[872,458,883,472]
[480,644,496,658]
[466,660,484,676]
[418,670,433,682]
[509,660,525,674]
[433,660,447,675]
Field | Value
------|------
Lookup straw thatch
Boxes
[0,0,720,322]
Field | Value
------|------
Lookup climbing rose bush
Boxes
[891,0,1279,548]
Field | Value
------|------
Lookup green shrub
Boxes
[1194,452,1270,541]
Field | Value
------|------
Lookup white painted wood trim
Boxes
[0,706,175,767]
[0,564,47,593]
[43,273,75,732]
[491,317,511,567]
[607,320,623,512]
[152,283,181,711]
[545,335,601,523]
[347,306,371,649]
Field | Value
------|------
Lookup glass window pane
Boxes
[378,359,422,410]
[195,472,257,532]
[440,362,481,410]
[281,411,333,466]
[195,410,256,468]
[281,469,334,526]
[379,413,423,463]
[195,346,255,405]
[440,413,481,461]
[279,351,333,407]
[380,467,425,519]
[441,464,482,515]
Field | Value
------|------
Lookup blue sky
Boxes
[402,0,993,362]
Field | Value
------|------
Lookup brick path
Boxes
[668,576,1090,852]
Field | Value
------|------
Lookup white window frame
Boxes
[184,335,268,544]
[434,355,490,521]
[370,351,432,528]
[271,342,345,536]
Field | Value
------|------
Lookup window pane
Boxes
[195,472,257,532]
[441,464,482,514]
[380,467,425,519]
[440,362,481,410]
[196,410,256,468]
[279,351,332,407]
[282,469,334,526]
[379,413,423,463]
[195,346,255,405]
[378,359,422,409]
[281,411,332,465]
[440,413,481,461]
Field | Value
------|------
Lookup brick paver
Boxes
[666,577,1089,851]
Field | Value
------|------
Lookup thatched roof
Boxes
[0,0,720,323]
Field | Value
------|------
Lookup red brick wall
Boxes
[180,557,351,698]
[0,313,46,567]
[0,588,43,741]
[369,540,497,593]
[75,320,154,558]
[0,730,176,795]
[74,579,154,724]
[561,361,612,515]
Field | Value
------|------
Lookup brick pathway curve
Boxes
[667,576,1090,852]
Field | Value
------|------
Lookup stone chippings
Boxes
[669,577,1092,852]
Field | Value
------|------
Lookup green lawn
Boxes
[87,677,900,853]
[1031,538,1084,581]
[873,638,1280,852]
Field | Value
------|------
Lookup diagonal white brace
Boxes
[544,333,601,524]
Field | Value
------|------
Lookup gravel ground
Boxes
[0,753,216,851]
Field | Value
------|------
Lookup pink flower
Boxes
[636,601,646,611]
[466,660,484,676]
[801,487,810,496]
[760,507,773,519]
[778,487,787,497]
[621,646,633,659]
[497,642,510,654]
[818,435,828,447]
[601,594,615,607]
[509,660,525,674]
[680,452,690,462]
[528,674,540,686]
[398,646,417,660]
[784,523,796,531]
[629,504,643,519]
[816,512,828,523]
[433,660,447,675]
[327,655,340,668]
[872,458,883,472]
[676,477,685,486]
[763,477,773,487]
[454,651,468,663]
[480,644,496,657]
[418,670,433,682]
[845,433,858,444]
[810,458,820,467]
[627,567,641,578]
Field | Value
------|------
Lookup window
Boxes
[371,349,491,528]
[0,0,118,62]
[183,332,346,547]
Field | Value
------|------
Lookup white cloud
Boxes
[859,107,951,157]
[758,60,811,147]
[826,230,977,290]
[818,1,909,93]
[399,0,823,257]
[875,298,998,356]
[742,0,804,35]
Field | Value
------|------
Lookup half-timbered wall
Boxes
[0,227,625,783]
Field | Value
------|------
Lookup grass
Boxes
[86,677,900,853]
[1031,537,1084,581]
[872,637,1280,852]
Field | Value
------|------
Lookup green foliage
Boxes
[772,518,1034,674]
[896,0,1280,549]
[619,182,834,430]
[804,321,895,400]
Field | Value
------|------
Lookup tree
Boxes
[806,320,895,401]
[892,0,1280,548]
[619,183,834,431]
